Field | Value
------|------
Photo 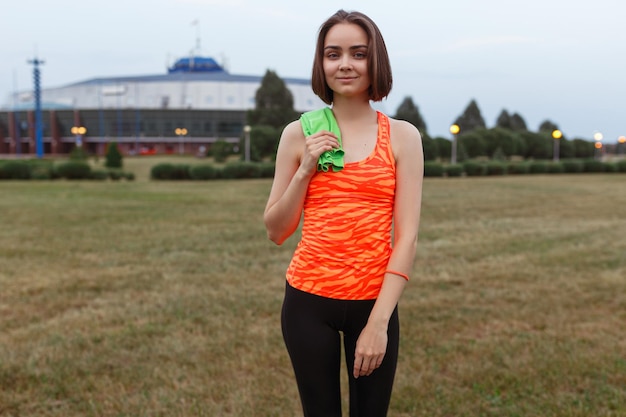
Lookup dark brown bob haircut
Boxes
[311,9,393,105]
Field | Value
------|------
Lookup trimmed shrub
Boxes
[27,159,55,180]
[616,160,626,173]
[508,163,529,175]
[69,146,89,161]
[0,160,31,179]
[259,162,276,178]
[210,140,233,163]
[603,163,617,173]
[485,161,507,176]
[221,162,262,179]
[151,163,191,180]
[546,162,565,174]
[582,159,605,173]
[105,141,123,168]
[189,164,218,180]
[108,170,123,181]
[445,164,464,177]
[463,161,486,176]
[55,161,92,179]
[90,170,109,181]
[424,162,444,177]
[528,161,548,174]
[124,172,136,181]
[561,159,584,173]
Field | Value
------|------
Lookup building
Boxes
[0,56,322,156]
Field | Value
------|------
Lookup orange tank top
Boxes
[286,111,395,300]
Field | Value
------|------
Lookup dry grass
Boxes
[0,172,624,416]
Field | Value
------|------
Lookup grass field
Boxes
[1,163,625,416]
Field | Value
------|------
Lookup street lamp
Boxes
[243,125,251,162]
[71,126,87,147]
[175,127,188,154]
[618,136,626,156]
[450,124,460,164]
[593,132,603,160]
[552,129,562,162]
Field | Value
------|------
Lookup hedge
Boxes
[424,162,444,177]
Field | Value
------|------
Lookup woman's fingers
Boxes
[353,353,384,378]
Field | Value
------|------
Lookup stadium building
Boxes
[0,56,322,156]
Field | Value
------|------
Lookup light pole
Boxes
[593,132,603,160]
[450,124,460,164]
[552,129,562,162]
[243,125,251,162]
[71,126,87,147]
[175,127,188,154]
[618,136,626,156]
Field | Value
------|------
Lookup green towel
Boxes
[300,107,344,172]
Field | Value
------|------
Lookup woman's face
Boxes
[322,22,371,100]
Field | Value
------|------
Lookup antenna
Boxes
[27,55,45,158]
[193,19,201,54]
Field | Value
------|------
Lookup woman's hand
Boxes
[353,321,388,378]
[298,130,340,174]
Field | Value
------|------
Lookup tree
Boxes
[421,136,438,161]
[433,137,452,162]
[454,99,486,133]
[105,141,123,168]
[558,138,575,159]
[539,119,559,134]
[458,129,487,159]
[517,131,551,159]
[496,110,528,132]
[510,113,528,131]
[394,96,428,135]
[247,70,299,159]
[482,127,526,158]
[247,69,299,129]
[496,109,512,129]
[572,138,595,158]
[244,125,280,161]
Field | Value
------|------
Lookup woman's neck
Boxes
[330,96,377,122]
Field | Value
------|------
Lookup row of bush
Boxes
[424,159,626,177]
[150,162,275,180]
[152,159,626,181]
[0,160,134,181]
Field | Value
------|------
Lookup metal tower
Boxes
[28,57,45,158]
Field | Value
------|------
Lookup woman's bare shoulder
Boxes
[387,117,422,156]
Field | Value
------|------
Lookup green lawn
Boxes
[0,174,624,416]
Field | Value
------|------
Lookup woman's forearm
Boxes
[264,168,312,245]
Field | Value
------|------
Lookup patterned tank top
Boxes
[286,111,395,300]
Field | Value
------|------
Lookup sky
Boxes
[1,0,625,143]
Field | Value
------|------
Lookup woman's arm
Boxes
[353,119,424,378]
[264,120,340,245]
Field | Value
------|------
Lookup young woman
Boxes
[264,9,424,417]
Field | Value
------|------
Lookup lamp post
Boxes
[618,136,626,156]
[175,127,188,154]
[552,129,562,162]
[71,126,87,147]
[450,124,460,164]
[593,132,603,160]
[243,125,251,162]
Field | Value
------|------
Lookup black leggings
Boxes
[281,283,399,417]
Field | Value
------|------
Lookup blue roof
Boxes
[168,56,224,73]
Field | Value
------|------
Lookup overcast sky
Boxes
[1,0,624,143]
